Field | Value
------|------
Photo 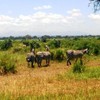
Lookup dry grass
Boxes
[0,58,100,99]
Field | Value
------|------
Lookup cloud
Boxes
[0,9,100,36]
[67,9,82,17]
[33,5,52,10]
[88,14,100,20]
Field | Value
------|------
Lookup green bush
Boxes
[0,39,12,50]
[48,39,61,49]
[13,47,22,53]
[73,60,85,73]
[0,54,16,74]
[30,41,40,49]
[55,49,64,61]
[22,40,30,46]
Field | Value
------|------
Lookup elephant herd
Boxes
[26,46,88,67]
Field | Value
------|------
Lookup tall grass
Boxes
[0,89,100,100]
[0,53,17,74]
[73,59,85,73]
[57,66,100,80]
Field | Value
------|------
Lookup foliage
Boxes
[22,39,30,46]
[13,47,23,53]
[0,53,16,74]
[57,67,100,81]
[73,39,90,50]
[30,40,40,49]
[55,49,64,61]
[41,36,47,42]
[0,39,12,50]
[48,39,61,49]
[89,0,100,12]
[50,51,54,60]
[73,59,85,73]
[41,35,51,42]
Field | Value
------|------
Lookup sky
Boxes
[0,0,100,37]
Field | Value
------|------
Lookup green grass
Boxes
[0,90,100,100]
[57,66,100,80]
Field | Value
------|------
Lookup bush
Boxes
[0,39,12,50]
[30,41,40,49]
[48,39,61,49]
[22,39,30,46]
[13,47,22,53]
[55,49,64,61]
[93,46,100,55]
[73,60,85,73]
[0,54,16,74]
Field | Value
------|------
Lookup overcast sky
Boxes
[0,0,100,37]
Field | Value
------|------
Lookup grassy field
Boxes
[0,53,100,100]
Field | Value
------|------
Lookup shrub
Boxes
[48,39,61,49]
[13,47,22,53]
[41,36,47,42]
[73,60,85,73]
[0,39,12,50]
[50,51,54,60]
[0,54,16,74]
[93,48,99,55]
[30,41,40,49]
[22,40,30,46]
[55,49,64,61]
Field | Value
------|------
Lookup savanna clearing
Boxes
[0,36,100,100]
[0,56,100,100]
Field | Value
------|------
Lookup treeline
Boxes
[0,35,100,56]
[0,35,100,40]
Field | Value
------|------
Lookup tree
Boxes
[89,0,100,12]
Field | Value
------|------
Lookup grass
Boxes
[0,51,100,100]
[62,66,100,80]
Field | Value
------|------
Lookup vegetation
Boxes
[0,39,12,50]
[0,35,100,99]
[0,53,16,74]
[73,59,85,73]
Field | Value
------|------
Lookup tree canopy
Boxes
[89,0,100,12]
